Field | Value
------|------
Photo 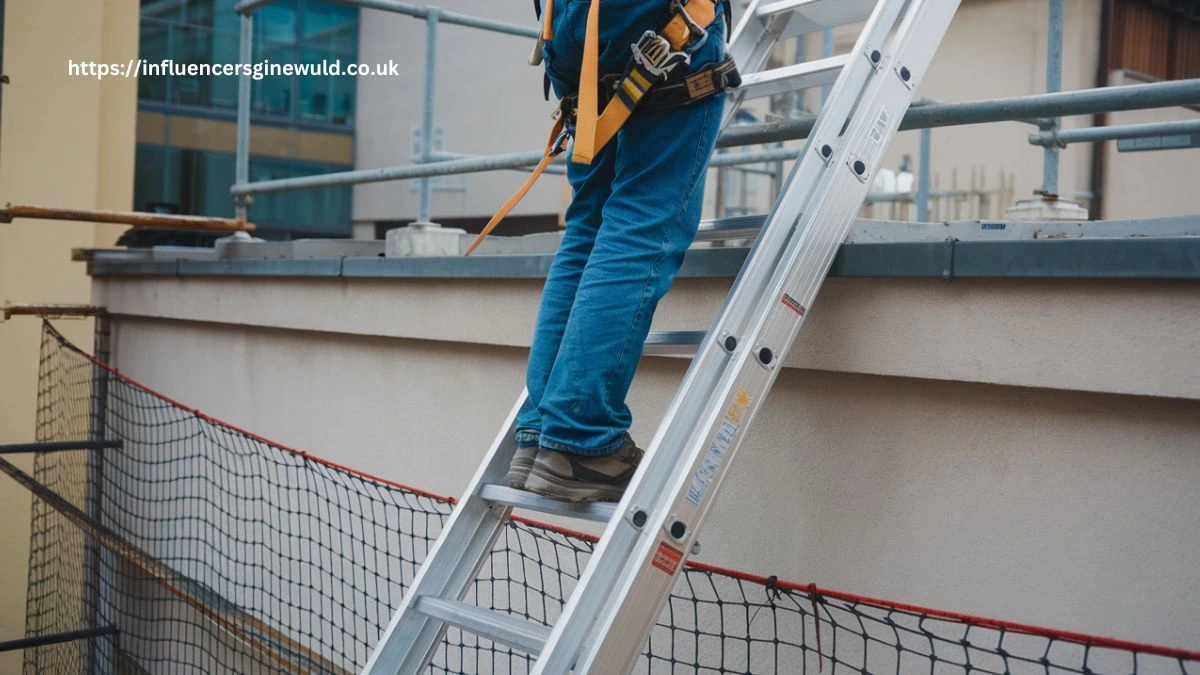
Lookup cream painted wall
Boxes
[0,0,136,668]
[1101,72,1200,220]
[92,274,1200,652]
[878,0,1102,207]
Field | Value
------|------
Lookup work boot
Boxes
[522,439,644,503]
[505,446,539,489]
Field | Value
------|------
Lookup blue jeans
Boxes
[515,1,726,455]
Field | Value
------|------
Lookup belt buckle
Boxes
[631,30,691,81]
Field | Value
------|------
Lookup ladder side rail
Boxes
[528,1,911,671]
[572,1,961,670]
[717,0,907,339]
[727,0,773,74]
[361,392,526,674]
[724,0,789,128]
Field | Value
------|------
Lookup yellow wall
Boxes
[0,0,137,669]
[137,111,355,164]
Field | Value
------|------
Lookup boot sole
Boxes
[522,471,626,503]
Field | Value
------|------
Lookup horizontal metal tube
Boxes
[717,78,1200,147]
[709,148,799,166]
[232,151,548,195]
[0,627,118,653]
[0,440,122,454]
[1029,118,1200,146]
[233,146,813,195]
[428,150,567,176]
[234,0,277,13]
[233,80,1200,196]
[238,0,537,38]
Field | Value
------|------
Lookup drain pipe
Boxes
[1089,0,1113,220]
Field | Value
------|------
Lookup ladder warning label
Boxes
[686,388,751,506]
[651,542,684,575]
[781,293,806,316]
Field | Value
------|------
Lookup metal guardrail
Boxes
[1030,118,1200,147]
[228,0,1200,223]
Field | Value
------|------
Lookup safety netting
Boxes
[19,320,1200,674]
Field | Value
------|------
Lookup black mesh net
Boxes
[19,320,1200,674]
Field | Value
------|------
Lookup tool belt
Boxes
[464,0,739,256]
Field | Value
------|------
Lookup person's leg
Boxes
[523,92,724,500]
[517,3,727,498]
[507,156,613,487]
[537,94,724,454]
[512,144,616,442]
[511,6,621,483]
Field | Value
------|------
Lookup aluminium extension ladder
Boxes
[365,0,960,672]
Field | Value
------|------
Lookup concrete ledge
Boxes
[88,237,1200,280]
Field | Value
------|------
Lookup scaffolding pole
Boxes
[1038,0,1064,196]
[235,11,253,220]
[1030,119,1200,146]
[718,79,1200,147]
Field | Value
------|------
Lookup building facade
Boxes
[134,0,358,238]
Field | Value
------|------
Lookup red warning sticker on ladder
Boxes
[651,542,684,576]
[781,293,806,316]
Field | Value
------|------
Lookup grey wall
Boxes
[93,274,1200,650]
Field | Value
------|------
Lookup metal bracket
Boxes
[816,140,835,166]
[942,237,957,282]
[863,45,883,70]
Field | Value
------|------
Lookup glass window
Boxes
[137,18,170,102]
[138,0,357,126]
[300,2,357,56]
[254,41,296,116]
[248,157,352,234]
[134,144,352,237]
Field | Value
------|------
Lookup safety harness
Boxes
[464,0,739,256]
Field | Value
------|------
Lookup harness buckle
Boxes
[550,127,571,155]
[671,0,706,39]
[631,30,691,81]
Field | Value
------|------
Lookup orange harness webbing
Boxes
[465,0,719,256]
[462,117,567,257]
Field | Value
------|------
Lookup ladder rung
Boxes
[479,484,616,523]
[695,215,766,242]
[757,0,877,37]
[643,330,706,356]
[413,596,550,655]
[738,54,849,100]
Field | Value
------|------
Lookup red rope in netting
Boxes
[22,320,1199,674]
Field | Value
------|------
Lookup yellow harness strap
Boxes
[463,116,567,257]
[571,0,603,164]
[572,0,718,165]
[465,0,721,256]
[542,0,554,40]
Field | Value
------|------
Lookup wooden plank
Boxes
[1,204,254,232]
